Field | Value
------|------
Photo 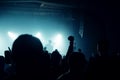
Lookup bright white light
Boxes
[35,32,42,39]
[8,32,18,41]
[53,34,63,50]
[1,34,13,56]
[54,34,62,45]
[35,32,45,45]
[0,37,4,56]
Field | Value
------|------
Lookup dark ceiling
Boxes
[0,0,119,24]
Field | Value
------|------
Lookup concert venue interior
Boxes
[0,0,119,60]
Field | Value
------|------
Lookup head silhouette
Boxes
[51,49,62,65]
[12,34,43,62]
[11,34,44,78]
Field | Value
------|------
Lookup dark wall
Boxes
[72,0,120,59]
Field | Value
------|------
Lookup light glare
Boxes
[35,32,45,45]
[8,32,18,41]
[53,34,63,50]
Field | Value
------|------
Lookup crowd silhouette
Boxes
[0,34,119,80]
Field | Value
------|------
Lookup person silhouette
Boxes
[9,34,49,80]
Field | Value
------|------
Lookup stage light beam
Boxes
[35,32,42,39]
[53,34,63,50]
[8,32,18,41]
[35,32,45,45]
[54,34,62,45]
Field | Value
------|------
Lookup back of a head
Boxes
[0,56,4,79]
[11,34,44,74]
[51,49,62,65]
[0,56,5,71]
